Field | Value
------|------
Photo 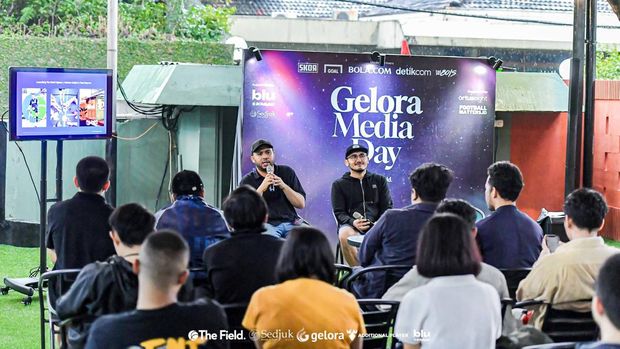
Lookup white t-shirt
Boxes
[394,274,502,349]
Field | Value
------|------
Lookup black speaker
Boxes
[537,209,568,242]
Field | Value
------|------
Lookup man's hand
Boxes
[271,174,286,189]
[257,174,275,193]
[353,218,371,232]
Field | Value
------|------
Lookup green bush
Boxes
[597,48,620,80]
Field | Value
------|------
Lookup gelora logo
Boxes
[296,328,309,342]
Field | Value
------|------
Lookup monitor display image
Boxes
[9,67,113,140]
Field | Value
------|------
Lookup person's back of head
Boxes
[109,203,156,247]
[593,254,620,340]
[564,188,608,234]
[75,156,110,193]
[486,161,523,202]
[223,185,268,233]
[138,230,189,291]
[436,198,477,231]
[409,163,454,203]
[275,227,335,284]
[417,213,481,278]
[171,170,204,198]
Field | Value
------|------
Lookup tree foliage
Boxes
[0,0,235,41]
[597,48,620,80]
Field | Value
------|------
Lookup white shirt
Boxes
[394,274,502,349]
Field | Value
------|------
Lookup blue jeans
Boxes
[264,222,296,239]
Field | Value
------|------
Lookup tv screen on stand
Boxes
[8,67,113,141]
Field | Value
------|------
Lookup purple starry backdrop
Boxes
[241,50,495,242]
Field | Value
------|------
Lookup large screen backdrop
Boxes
[241,50,495,240]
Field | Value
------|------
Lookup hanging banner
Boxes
[241,50,495,239]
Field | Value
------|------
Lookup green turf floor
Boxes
[0,245,49,349]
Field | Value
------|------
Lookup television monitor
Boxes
[8,67,113,141]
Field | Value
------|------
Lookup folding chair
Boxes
[499,268,532,299]
[541,304,598,343]
[221,302,254,349]
[334,264,353,288]
[357,299,400,349]
[344,265,411,299]
[38,269,81,349]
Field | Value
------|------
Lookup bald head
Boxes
[138,230,189,290]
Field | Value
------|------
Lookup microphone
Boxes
[353,212,373,226]
[266,164,275,191]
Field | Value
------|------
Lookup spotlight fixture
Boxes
[487,56,504,71]
[248,46,262,61]
[371,51,386,67]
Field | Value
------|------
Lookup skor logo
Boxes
[298,62,318,73]
[435,69,457,77]
[252,89,276,101]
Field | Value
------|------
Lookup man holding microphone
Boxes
[331,144,392,266]
[240,139,306,238]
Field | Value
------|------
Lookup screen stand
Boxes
[37,140,63,349]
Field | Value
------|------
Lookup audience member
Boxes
[577,254,620,349]
[155,170,230,268]
[517,188,619,328]
[85,230,228,349]
[332,143,393,266]
[239,139,306,238]
[384,198,508,301]
[203,185,284,304]
[476,161,542,268]
[242,227,365,349]
[357,163,453,298]
[56,203,155,349]
[46,156,115,303]
[394,214,502,349]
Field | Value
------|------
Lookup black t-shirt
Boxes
[46,192,115,269]
[239,164,306,225]
[203,231,284,304]
[85,301,229,349]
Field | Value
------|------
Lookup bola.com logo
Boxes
[296,328,356,342]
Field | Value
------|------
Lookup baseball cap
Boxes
[171,170,204,196]
[251,139,273,153]
[345,144,369,158]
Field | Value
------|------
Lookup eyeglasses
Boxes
[347,153,368,160]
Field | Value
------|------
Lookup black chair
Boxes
[499,268,532,299]
[344,265,411,299]
[522,343,577,349]
[221,303,254,349]
[357,299,400,349]
[334,264,353,288]
[541,305,598,343]
[38,269,82,349]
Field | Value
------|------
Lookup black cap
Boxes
[345,144,369,158]
[171,170,204,196]
[251,139,273,153]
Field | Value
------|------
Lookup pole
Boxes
[565,0,587,196]
[106,0,118,206]
[55,140,63,201]
[583,0,597,188]
[39,140,47,349]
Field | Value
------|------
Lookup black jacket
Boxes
[331,171,393,227]
[56,255,138,349]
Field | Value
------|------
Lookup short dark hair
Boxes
[76,156,109,193]
[223,185,268,232]
[409,163,454,202]
[416,213,481,278]
[563,188,608,231]
[487,161,523,202]
[596,254,620,329]
[436,198,477,231]
[109,203,155,247]
[171,170,204,196]
[275,227,335,284]
[139,230,189,290]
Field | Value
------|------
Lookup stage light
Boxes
[371,51,386,67]
[249,46,262,61]
[487,56,503,71]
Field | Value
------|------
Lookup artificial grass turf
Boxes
[0,244,49,349]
